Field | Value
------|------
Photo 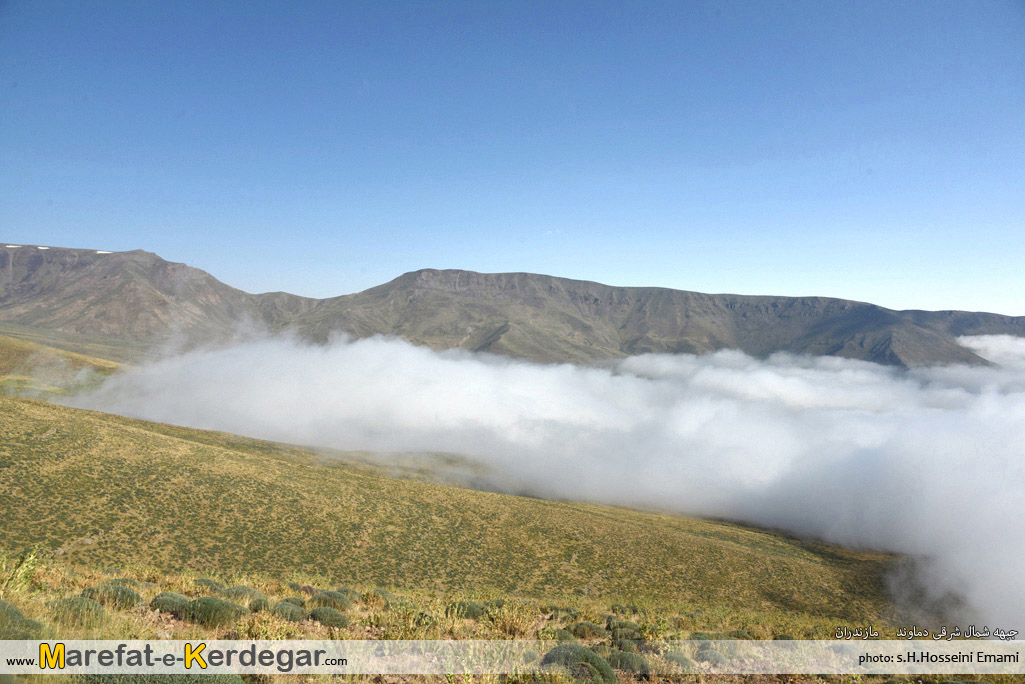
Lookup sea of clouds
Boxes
[64,334,1025,630]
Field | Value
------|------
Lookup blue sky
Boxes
[2,1,1024,313]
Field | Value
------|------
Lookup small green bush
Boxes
[696,649,727,666]
[283,596,306,607]
[664,651,698,673]
[411,610,436,628]
[248,598,270,613]
[81,584,141,610]
[607,650,650,677]
[309,591,350,611]
[1,598,26,622]
[219,585,263,601]
[271,601,308,622]
[182,597,249,627]
[103,578,140,588]
[727,629,753,639]
[552,606,579,620]
[607,619,640,631]
[484,599,506,611]
[334,587,362,601]
[691,630,729,641]
[0,599,43,639]
[194,578,226,593]
[612,627,642,640]
[287,582,319,595]
[613,637,642,653]
[774,634,795,640]
[446,601,485,619]
[49,596,105,627]
[309,606,349,628]
[543,627,577,641]
[149,592,189,618]
[361,589,393,608]
[611,603,639,615]
[566,621,607,638]
[540,644,616,684]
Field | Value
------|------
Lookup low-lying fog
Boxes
[64,334,1025,630]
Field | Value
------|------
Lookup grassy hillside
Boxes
[0,396,898,640]
[0,334,119,394]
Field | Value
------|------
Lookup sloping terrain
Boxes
[0,334,119,394]
[4,243,1023,367]
[0,396,895,628]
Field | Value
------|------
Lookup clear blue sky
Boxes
[2,1,1024,313]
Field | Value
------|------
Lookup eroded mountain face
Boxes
[2,244,1023,367]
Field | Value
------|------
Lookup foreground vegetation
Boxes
[0,554,1008,684]
[0,396,1009,683]
[0,396,897,636]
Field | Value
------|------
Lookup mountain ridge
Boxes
[2,243,1023,367]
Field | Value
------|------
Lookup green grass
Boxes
[0,395,902,642]
[0,333,120,395]
[0,324,145,365]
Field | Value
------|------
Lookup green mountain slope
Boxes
[0,333,119,394]
[0,396,895,626]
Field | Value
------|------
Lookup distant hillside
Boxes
[3,243,1024,367]
[0,333,119,394]
[0,395,895,627]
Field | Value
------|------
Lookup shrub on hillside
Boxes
[334,587,362,601]
[287,582,319,595]
[696,649,727,666]
[664,651,698,673]
[309,606,349,628]
[81,584,141,610]
[613,637,642,653]
[690,631,718,640]
[540,627,577,642]
[607,650,650,678]
[248,598,270,613]
[566,621,607,639]
[149,592,190,618]
[611,627,642,641]
[219,586,263,602]
[309,591,350,611]
[182,597,249,627]
[727,629,753,640]
[270,601,308,622]
[610,603,639,615]
[361,589,393,608]
[194,578,226,593]
[540,644,616,684]
[282,596,306,608]
[49,596,105,627]
[0,598,44,639]
[607,619,640,631]
[445,601,485,619]
[484,599,505,611]
[103,578,140,588]
[547,605,579,620]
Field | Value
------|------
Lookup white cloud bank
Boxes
[65,334,1025,629]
